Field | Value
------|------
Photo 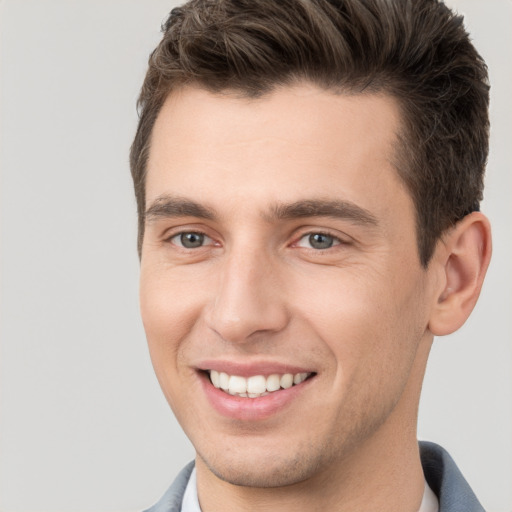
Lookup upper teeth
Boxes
[209,370,310,398]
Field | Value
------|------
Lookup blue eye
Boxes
[297,233,341,250]
[171,232,212,248]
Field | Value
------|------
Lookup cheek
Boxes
[293,266,426,377]
[139,267,206,379]
[141,264,202,333]
[139,269,206,419]
[295,270,386,339]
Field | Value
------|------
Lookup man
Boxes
[130,0,492,510]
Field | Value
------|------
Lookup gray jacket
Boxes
[144,441,485,512]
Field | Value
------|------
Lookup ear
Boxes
[428,212,492,336]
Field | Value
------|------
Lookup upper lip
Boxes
[196,359,315,377]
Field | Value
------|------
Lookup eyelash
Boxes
[165,229,346,251]
[167,231,216,249]
[294,232,344,250]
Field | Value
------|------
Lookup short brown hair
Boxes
[130,0,490,266]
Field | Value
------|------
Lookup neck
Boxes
[196,339,432,512]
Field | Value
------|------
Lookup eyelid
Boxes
[160,224,350,250]
[296,233,340,249]
[169,232,215,248]
[162,225,220,248]
[291,228,350,248]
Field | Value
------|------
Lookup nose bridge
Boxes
[206,243,288,343]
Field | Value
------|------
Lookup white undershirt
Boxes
[419,479,440,512]
[180,468,439,512]
[181,467,201,512]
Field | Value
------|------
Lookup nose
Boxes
[205,249,289,344]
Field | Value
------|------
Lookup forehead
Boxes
[146,84,409,219]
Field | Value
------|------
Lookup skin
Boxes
[140,84,491,511]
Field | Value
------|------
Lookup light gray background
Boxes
[0,1,510,511]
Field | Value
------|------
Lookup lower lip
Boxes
[200,373,312,421]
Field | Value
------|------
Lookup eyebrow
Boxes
[268,199,379,226]
[145,195,215,222]
[145,195,378,227]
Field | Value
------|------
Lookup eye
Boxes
[170,232,213,249]
[296,232,341,250]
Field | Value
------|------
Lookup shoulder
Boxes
[143,461,195,512]
[419,441,485,512]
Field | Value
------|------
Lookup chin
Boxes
[203,456,317,488]
[196,438,336,489]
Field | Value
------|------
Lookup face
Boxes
[140,84,436,488]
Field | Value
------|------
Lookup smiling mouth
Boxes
[207,370,314,398]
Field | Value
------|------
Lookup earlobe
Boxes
[428,212,492,336]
